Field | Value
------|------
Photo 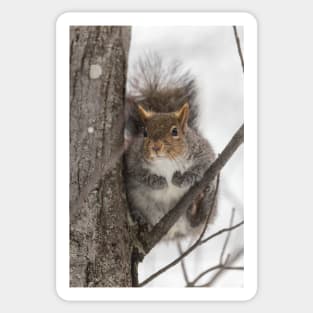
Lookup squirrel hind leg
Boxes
[188,192,205,217]
[186,182,218,228]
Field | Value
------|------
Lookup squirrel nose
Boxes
[152,144,161,152]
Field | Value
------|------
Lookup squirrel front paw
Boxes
[148,174,168,189]
[172,171,196,187]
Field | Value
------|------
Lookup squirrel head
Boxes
[137,103,189,161]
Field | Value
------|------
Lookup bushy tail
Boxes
[125,53,199,136]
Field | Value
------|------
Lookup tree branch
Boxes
[140,124,244,254]
[199,248,244,287]
[233,26,244,72]
[200,220,244,246]
[187,265,243,287]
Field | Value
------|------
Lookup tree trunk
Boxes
[69,26,132,287]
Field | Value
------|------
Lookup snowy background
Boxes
[128,26,244,287]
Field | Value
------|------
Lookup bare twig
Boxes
[200,220,244,246]
[177,241,190,285]
[233,26,244,72]
[219,208,235,264]
[199,248,244,287]
[140,124,244,254]
[187,265,243,287]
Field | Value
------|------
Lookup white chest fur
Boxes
[142,157,192,221]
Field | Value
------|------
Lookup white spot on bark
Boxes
[88,126,94,133]
[89,64,102,79]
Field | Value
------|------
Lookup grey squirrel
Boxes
[125,54,218,240]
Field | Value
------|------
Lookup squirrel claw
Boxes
[172,171,195,187]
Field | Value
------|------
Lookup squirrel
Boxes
[124,54,218,240]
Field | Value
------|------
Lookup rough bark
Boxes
[69,26,132,287]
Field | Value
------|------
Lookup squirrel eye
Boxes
[143,128,148,137]
[171,127,178,137]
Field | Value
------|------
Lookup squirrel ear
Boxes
[175,102,189,131]
[137,105,153,123]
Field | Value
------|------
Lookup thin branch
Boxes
[199,248,244,287]
[223,266,243,271]
[187,265,243,287]
[200,220,244,246]
[233,26,244,72]
[177,241,190,285]
[140,124,244,254]
[187,264,221,286]
[219,208,235,264]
